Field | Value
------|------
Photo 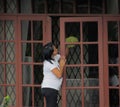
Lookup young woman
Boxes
[41,42,66,107]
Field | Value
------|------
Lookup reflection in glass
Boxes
[6,64,16,84]
[34,65,43,84]
[84,66,99,86]
[84,89,99,107]
[108,21,118,41]
[62,0,74,13]
[0,86,4,103]
[109,67,119,86]
[83,22,98,42]
[0,42,4,61]
[33,0,45,13]
[0,21,4,40]
[0,64,4,84]
[33,43,43,62]
[47,0,60,13]
[76,0,88,13]
[90,0,103,13]
[109,89,119,107]
[5,20,15,40]
[83,44,98,64]
[6,86,16,106]
[65,22,80,42]
[106,1,119,14]
[33,21,43,40]
[6,42,15,62]
[76,0,103,14]
[22,43,32,62]
[21,20,31,40]
[108,44,118,64]
[34,87,44,106]
[66,89,82,107]
[22,87,32,106]
[66,45,81,64]
[66,67,81,87]
[22,65,32,84]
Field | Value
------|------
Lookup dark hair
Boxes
[42,42,54,63]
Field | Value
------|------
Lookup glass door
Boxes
[103,17,120,107]
[18,15,51,107]
[0,16,18,107]
[60,17,104,107]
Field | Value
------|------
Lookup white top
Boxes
[41,54,63,90]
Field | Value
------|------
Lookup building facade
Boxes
[0,0,120,107]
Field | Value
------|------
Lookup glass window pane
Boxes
[0,42,4,61]
[66,45,81,64]
[109,89,119,106]
[21,21,31,40]
[6,42,15,62]
[84,89,99,107]
[34,65,43,84]
[33,0,45,13]
[106,0,119,14]
[34,87,44,106]
[83,44,98,64]
[108,21,118,41]
[47,0,60,13]
[65,22,80,42]
[62,0,74,13]
[33,43,43,62]
[84,66,99,86]
[76,0,88,13]
[6,0,17,13]
[0,0,4,13]
[22,43,32,62]
[90,0,103,13]
[109,67,119,86]
[6,86,16,106]
[66,89,82,107]
[5,20,15,40]
[0,20,4,40]
[22,87,32,106]
[33,21,43,40]
[83,22,98,42]
[22,65,32,84]
[66,67,81,87]
[6,64,16,84]
[108,44,118,64]
[0,64,4,84]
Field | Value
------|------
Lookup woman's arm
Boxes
[52,56,66,78]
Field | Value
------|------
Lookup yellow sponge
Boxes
[66,36,78,48]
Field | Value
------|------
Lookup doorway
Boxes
[60,17,103,107]
[59,16,120,107]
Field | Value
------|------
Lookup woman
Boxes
[41,42,66,107]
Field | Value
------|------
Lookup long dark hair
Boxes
[42,42,54,63]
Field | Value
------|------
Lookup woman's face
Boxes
[52,45,58,56]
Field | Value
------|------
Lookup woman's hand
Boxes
[52,56,66,78]
[59,56,66,67]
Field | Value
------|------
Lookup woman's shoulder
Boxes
[44,60,55,65]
